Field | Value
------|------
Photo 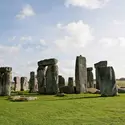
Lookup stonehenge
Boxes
[87,67,94,88]
[29,72,38,93]
[0,56,120,97]
[94,61,107,89]
[37,58,58,94]
[68,77,74,93]
[20,77,28,91]
[58,75,65,92]
[0,67,12,96]
[13,76,20,91]
[75,55,87,93]
[98,66,118,96]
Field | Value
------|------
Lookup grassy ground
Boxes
[0,93,125,125]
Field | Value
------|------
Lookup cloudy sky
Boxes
[0,0,125,80]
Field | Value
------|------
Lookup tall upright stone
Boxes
[20,77,28,91]
[58,75,65,90]
[13,76,20,91]
[46,64,58,94]
[0,67,12,96]
[94,61,107,89]
[29,72,37,93]
[68,77,74,93]
[87,67,94,88]
[37,66,46,94]
[75,55,87,93]
[98,66,118,96]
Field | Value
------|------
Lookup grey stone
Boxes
[29,72,38,93]
[94,61,108,89]
[118,88,125,93]
[20,77,28,91]
[75,55,87,93]
[8,96,38,101]
[87,88,100,94]
[58,75,65,91]
[68,77,73,86]
[94,61,107,68]
[87,67,94,88]
[0,67,12,96]
[59,86,73,94]
[38,58,58,66]
[46,65,58,94]
[98,66,118,96]
[37,66,46,94]
[87,67,93,71]
[68,77,74,93]
[13,76,20,91]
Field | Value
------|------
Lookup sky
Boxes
[0,0,125,80]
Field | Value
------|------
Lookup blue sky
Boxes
[0,0,125,80]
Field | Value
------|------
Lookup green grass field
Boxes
[0,93,125,125]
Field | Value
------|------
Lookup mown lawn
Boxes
[0,93,125,125]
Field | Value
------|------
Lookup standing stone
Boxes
[29,72,37,93]
[46,65,58,94]
[75,55,87,93]
[20,77,28,91]
[94,61,107,90]
[58,75,65,92]
[37,66,46,94]
[13,76,20,91]
[87,67,94,88]
[98,66,118,96]
[0,67,12,96]
[37,58,58,95]
[68,77,74,93]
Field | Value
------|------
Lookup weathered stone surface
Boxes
[87,67,93,71]
[118,88,125,93]
[68,77,73,86]
[20,77,28,91]
[8,96,38,101]
[94,61,108,89]
[13,76,20,91]
[0,67,12,96]
[37,66,46,94]
[87,88,100,94]
[38,58,58,66]
[75,55,87,93]
[87,67,94,88]
[98,66,118,96]
[68,77,74,93]
[58,75,65,91]
[94,61,107,68]
[29,72,38,93]
[59,86,73,94]
[46,65,58,94]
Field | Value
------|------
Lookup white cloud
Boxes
[20,36,32,41]
[65,0,110,9]
[55,20,94,50]
[0,45,20,54]
[113,20,125,25]
[8,36,16,41]
[16,4,35,19]
[99,37,125,47]
[40,39,46,46]
[39,20,94,79]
